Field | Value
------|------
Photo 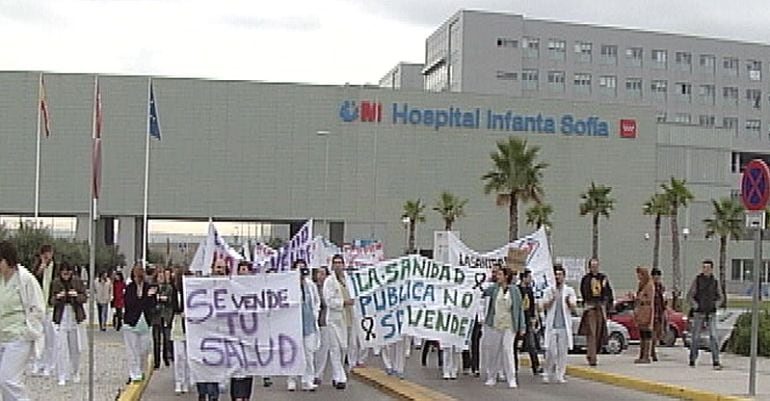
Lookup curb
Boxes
[117,355,154,401]
[351,367,457,401]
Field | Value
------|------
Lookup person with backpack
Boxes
[687,260,723,370]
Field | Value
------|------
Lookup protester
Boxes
[196,259,227,401]
[112,271,126,331]
[287,259,320,392]
[687,260,723,370]
[230,261,255,400]
[123,263,156,383]
[171,267,190,395]
[329,255,366,371]
[94,271,112,331]
[421,340,442,369]
[516,269,542,375]
[314,266,336,385]
[152,268,175,369]
[650,268,666,362]
[31,244,56,376]
[578,258,614,366]
[481,267,525,389]
[0,240,45,401]
[51,262,87,386]
[441,342,460,380]
[541,264,576,384]
[322,255,352,388]
[633,266,655,364]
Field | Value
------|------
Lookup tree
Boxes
[643,193,670,271]
[579,182,615,259]
[704,198,743,308]
[525,202,554,230]
[402,199,426,254]
[433,191,468,231]
[481,137,548,241]
[12,221,53,269]
[662,177,695,310]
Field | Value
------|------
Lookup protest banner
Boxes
[444,227,554,298]
[555,256,587,283]
[189,223,244,275]
[184,273,305,382]
[310,238,386,268]
[346,255,479,350]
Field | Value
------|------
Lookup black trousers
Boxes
[462,320,482,373]
[152,320,172,366]
[421,340,443,367]
[514,322,540,373]
[230,377,253,399]
[113,308,123,331]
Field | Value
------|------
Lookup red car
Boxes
[609,298,688,346]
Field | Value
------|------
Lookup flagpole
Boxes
[142,77,151,268]
[87,75,99,401]
[34,72,43,225]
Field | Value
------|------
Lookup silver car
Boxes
[538,315,630,354]
[683,309,741,351]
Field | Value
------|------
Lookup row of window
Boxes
[495,37,764,79]
[508,70,765,107]
[655,113,761,130]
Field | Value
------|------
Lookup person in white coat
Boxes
[540,264,577,384]
[30,244,55,377]
[0,240,46,401]
[287,260,320,392]
[322,256,352,389]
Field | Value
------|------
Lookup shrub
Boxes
[726,310,770,357]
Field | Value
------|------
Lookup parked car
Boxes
[538,313,630,354]
[609,297,688,346]
[683,309,741,351]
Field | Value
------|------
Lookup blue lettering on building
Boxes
[348,101,610,137]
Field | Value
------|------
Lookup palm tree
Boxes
[432,191,468,231]
[526,202,554,230]
[661,177,694,311]
[704,198,744,308]
[643,193,670,270]
[402,199,426,254]
[481,137,548,241]
[579,182,615,259]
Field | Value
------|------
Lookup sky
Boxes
[3,0,770,86]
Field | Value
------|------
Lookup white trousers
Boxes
[288,334,319,387]
[346,327,369,366]
[385,338,407,375]
[545,328,568,381]
[0,339,33,401]
[32,314,55,373]
[441,346,460,378]
[315,326,346,383]
[481,327,515,383]
[123,330,151,380]
[54,326,81,382]
[173,340,190,389]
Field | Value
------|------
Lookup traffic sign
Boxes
[741,159,770,211]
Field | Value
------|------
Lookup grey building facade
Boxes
[423,10,770,142]
[379,63,424,90]
[1,70,768,291]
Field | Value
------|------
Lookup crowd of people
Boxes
[0,238,729,401]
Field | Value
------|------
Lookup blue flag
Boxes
[149,83,161,140]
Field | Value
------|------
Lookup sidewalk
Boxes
[565,345,767,400]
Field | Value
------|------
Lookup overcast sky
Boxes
[3,0,770,86]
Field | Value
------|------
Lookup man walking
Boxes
[31,244,56,377]
[516,269,542,375]
[541,264,577,383]
[687,260,723,370]
[578,258,614,366]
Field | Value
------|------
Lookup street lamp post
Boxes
[317,130,331,238]
[682,227,690,289]
[402,216,410,254]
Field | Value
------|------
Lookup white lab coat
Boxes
[540,284,577,350]
[322,275,348,349]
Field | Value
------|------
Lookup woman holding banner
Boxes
[230,261,255,400]
[171,267,190,395]
[286,259,320,392]
[194,259,228,401]
[481,268,525,389]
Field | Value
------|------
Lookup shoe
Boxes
[463,368,471,375]
[485,378,496,386]
[42,368,52,377]
[197,396,205,401]
[396,373,405,380]
[287,379,297,391]
[181,384,189,393]
[302,382,318,391]
[313,377,321,385]
[164,359,170,367]
[533,367,544,375]
[508,379,518,388]
[73,373,81,384]
[474,371,480,377]
[556,377,567,384]
[58,379,66,386]
[174,383,182,394]
[689,360,695,367]
[263,377,273,387]
[713,363,723,371]
[335,381,347,390]
[385,368,394,376]
[542,376,551,384]
[442,374,450,380]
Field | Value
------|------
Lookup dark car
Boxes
[609,297,688,346]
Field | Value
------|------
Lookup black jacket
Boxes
[580,272,614,307]
[518,284,537,320]
[124,281,157,327]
